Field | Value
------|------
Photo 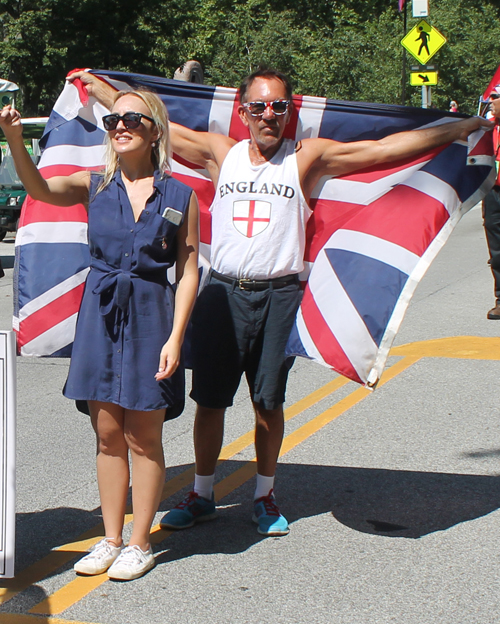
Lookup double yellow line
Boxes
[0,355,420,620]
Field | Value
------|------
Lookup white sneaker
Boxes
[107,544,155,580]
[74,538,123,575]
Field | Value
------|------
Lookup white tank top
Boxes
[210,139,312,279]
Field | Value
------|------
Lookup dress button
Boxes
[125,252,129,257]
[130,229,134,233]
[117,349,121,353]
[145,211,149,214]
[117,374,121,378]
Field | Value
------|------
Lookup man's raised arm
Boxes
[169,122,234,177]
[300,116,494,191]
[67,71,234,181]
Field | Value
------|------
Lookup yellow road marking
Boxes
[281,355,420,456]
[29,574,108,616]
[0,615,95,624]
[391,336,500,360]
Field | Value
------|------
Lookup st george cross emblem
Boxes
[233,200,271,237]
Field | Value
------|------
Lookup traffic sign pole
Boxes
[421,85,432,109]
[401,1,407,106]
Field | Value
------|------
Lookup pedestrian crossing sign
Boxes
[401,20,447,64]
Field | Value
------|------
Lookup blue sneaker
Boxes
[160,491,217,530]
[252,489,290,536]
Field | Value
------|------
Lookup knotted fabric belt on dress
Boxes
[91,260,167,318]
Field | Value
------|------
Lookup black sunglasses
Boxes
[102,112,155,131]
[242,100,290,117]
[490,94,500,100]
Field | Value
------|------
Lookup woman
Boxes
[0,89,199,580]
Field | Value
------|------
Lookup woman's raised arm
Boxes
[0,106,90,207]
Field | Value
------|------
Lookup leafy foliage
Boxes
[0,0,499,115]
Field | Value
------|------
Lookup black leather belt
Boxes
[210,269,298,291]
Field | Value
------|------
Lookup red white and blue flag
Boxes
[13,70,495,385]
[482,63,500,102]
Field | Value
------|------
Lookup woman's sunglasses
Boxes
[102,112,155,131]
[242,100,290,117]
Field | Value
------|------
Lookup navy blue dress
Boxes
[64,170,192,419]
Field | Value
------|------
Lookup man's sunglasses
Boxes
[102,112,155,131]
[242,100,290,116]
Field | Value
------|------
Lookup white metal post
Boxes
[0,331,16,578]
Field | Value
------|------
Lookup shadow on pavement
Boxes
[7,461,500,578]
[14,506,103,572]
[155,460,500,565]
[287,463,500,539]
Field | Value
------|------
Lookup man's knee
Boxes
[195,405,226,422]
[483,191,500,228]
[253,402,284,423]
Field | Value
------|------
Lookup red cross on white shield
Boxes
[232,200,271,237]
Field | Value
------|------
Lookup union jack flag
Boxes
[13,70,495,385]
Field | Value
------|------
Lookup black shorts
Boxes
[190,272,302,410]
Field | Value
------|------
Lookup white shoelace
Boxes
[87,538,118,561]
[116,545,149,565]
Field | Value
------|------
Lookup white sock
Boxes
[254,474,275,500]
[194,473,215,500]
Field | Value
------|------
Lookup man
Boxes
[71,68,491,536]
[483,86,500,319]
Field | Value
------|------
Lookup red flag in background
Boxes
[398,0,406,11]
[483,64,500,101]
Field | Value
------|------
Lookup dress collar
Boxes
[113,169,165,195]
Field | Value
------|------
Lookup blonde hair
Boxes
[97,89,172,193]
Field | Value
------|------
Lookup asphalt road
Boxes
[0,204,500,624]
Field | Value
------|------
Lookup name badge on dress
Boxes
[162,207,183,225]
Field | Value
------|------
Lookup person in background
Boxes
[482,86,500,319]
[449,100,458,113]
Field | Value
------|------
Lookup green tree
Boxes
[424,1,500,113]
[0,0,199,114]
[198,0,500,114]
[0,0,68,114]
[1,0,500,115]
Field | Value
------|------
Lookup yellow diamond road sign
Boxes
[401,20,447,64]
[410,71,438,86]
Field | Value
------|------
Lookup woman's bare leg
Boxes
[124,408,166,550]
[89,401,129,546]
